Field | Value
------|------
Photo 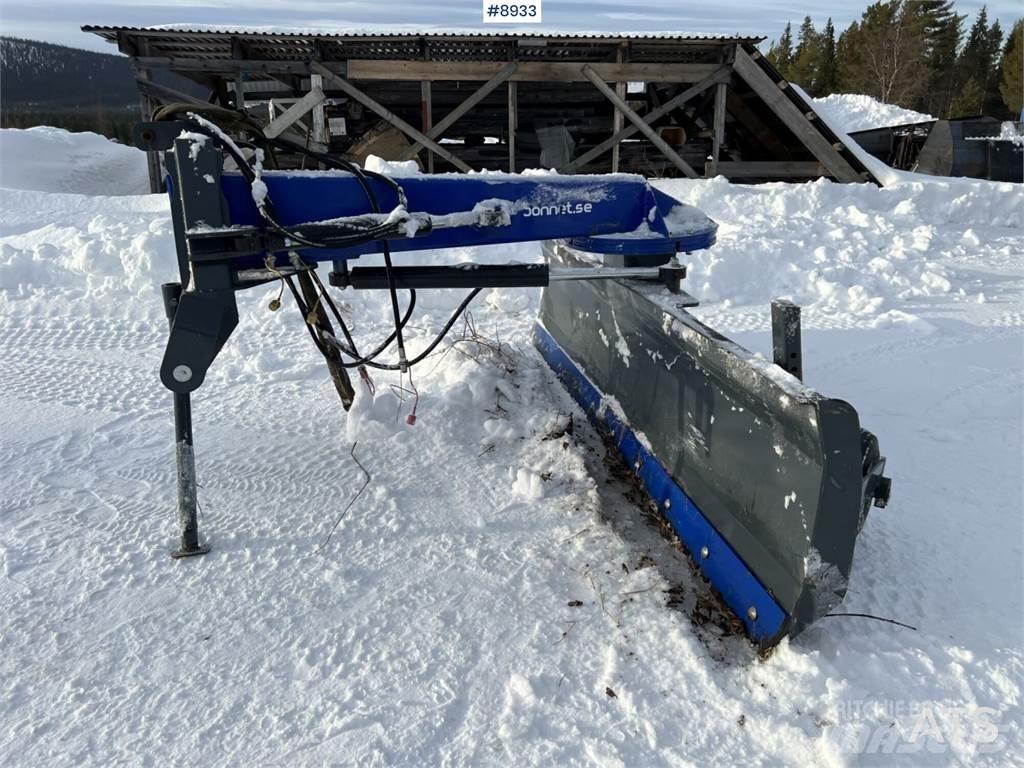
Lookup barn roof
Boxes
[83,25,764,63]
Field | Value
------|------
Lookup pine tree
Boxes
[788,16,822,92]
[950,77,984,116]
[815,18,839,96]
[999,20,1023,116]
[914,0,965,116]
[952,7,1004,117]
[984,20,1005,115]
[768,23,795,75]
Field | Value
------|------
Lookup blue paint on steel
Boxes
[567,186,717,256]
[533,321,789,644]
[219,171,716,262]
[565,228,716,257]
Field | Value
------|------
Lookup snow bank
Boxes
[655,174,1022,325]
[796,84,960,187]
[0,126,149,196]
[811,93,934,133]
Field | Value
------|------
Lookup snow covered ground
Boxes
[0,126,150,196]
[0,126,1021,766]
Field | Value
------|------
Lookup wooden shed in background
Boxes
[82,27,878,191]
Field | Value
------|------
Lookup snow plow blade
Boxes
[536,241,890,647]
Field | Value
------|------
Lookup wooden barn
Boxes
[82,26,878,191]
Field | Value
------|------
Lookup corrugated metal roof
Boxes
[82,25,762,44]
[83,25,761,66]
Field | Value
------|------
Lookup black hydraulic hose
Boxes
[172,115,455,374]
[341,289,483,371]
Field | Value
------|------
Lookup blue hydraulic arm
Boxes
[135,116,716,559]
[136,119,717,397]
[217,171,717,265]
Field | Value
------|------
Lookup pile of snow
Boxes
[978,121,1024,147]
[811,93,934,133]
[0,126,1021,765]
[0,126,149,196]
[364,154,422,177]
[657,174,1022,326]
[795,85,938,187]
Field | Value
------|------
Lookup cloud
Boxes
[3,0,1020,54]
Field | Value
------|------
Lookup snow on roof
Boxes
[82,24,762,43]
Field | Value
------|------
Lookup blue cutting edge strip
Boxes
[533,322,789,645]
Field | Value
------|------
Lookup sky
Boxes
[0,0,1020,54]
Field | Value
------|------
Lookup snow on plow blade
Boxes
[536,241,890,647]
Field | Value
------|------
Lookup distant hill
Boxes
[1,37,205,141]
[1,37,139,109]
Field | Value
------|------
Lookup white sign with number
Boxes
[482,0,542,23]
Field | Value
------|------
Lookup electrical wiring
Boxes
[159,108,482,378]
[328,289,483,371]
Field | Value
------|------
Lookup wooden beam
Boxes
[581,65,698,178]
[234,72,246,111]
[708,81,727,177]
[263,86,325,139]
[135,77,209,108]
[561,66,730,173]
[345,60,719,83]
[610,45,626,174]
[712,161,826,177]
[420,81,434,173]
[731,48,860,182]
[508,81,517,173]
[310,74,327,145]
[134,57,346,76]
[134,37,163,193]
[278,130,328,154]
[398,62,517,161]
[309,61,473,172]
[136,80,163,193]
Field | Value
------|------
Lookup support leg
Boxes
[771,299,803,381]
[163,283,210,558]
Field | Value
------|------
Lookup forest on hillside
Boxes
[766,1,1022,119]
[0,37,204,142]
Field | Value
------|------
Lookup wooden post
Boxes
[611,45,626,173]
[309,61,473,172]
[137,84,162,193]
[508,81,517,174]
[310,74,326,145]
[580,64,698,178]
[421,40,434,173]
[234,72,246,111]
[134,37,163,193]
[420,81,434,173]
[708,81,727,177]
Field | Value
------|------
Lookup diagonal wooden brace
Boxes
[731,48,862,183]
[562,66,731,173]
[398,62,518,161]
[580,64,698,179]
[263,85,326,139]
[309,60,473,172]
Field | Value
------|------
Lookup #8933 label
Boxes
[483,1,542,23]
